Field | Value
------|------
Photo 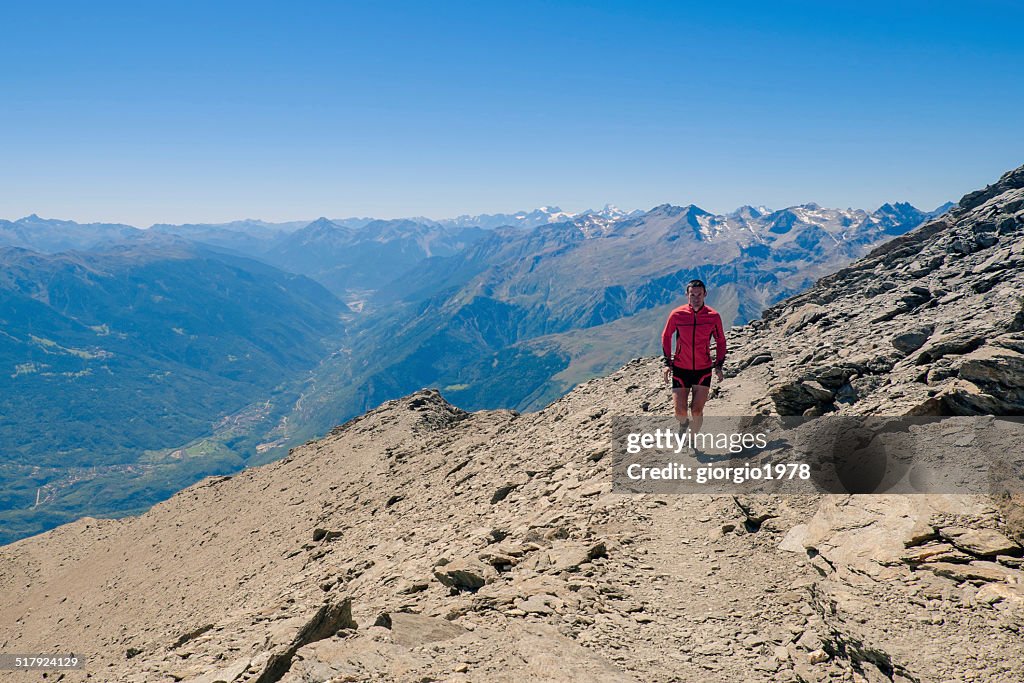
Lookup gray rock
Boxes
[396,580,430,595]
[900,543,972,565]
[956,346,1024,411]
[769,379,821,415]
[187,657,252,683]
[974,583,1024,607]
[938,527,1022,557]
[737,351,773,371]
[891,325,935,354]
[927,561,1020,584]
[516,595,556,615]
[801,381,834,403]
[782,304,826,335]
[389,612,468,648]
[975,232,999,248]
[433,563,488,591]
[940,379,1011,415]
[547,540,608,573]
[996,555,1024,568]
[914,330,987,364]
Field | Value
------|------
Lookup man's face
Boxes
[687,286,706,308]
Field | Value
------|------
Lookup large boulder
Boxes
[956,345,1024,412]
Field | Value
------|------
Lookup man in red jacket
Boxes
[661,279,726,434]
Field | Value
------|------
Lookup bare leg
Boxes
[672,388,689,429]
[690,385,710,434]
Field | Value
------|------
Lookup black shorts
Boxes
[672,366,713,390]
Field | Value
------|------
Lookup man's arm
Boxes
[712,313,727,368]
[661,313,676,367]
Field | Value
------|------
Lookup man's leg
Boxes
[690,385,710,434]
[673,387,688,428]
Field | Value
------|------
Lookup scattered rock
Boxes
[389,612,468,648]
[938,526,1022,557]
[891,325,934,354]
[491,484,519,504]
[926,561,1020,584]
[434,563,488,591]
[547,541,608,573]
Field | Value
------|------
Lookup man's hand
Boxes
[663,366,672,385]
[715,367,724,382]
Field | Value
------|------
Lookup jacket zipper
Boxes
[691,309,697,370]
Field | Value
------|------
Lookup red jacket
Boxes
[661,304,727,370]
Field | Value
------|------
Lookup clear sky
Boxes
[2,1,1022,226]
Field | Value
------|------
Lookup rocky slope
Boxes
[725,164,1024,418]
[1,166,1023,683]
[265,218,487,297]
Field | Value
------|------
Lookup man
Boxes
[661,279,726,434]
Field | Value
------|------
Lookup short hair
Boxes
[686,279,706,293]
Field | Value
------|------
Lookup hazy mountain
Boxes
[409,205,640,231]
[0,239,349,543]
[419,206,577,230]
[269,217,358,270]
[0,214,141,252]
[146,208,637,265]
[264,217,488,298]
[148,219,310,255]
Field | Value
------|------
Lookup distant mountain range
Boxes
[0,200,951,256]
[263,218,488,299]
[1,201,949,308]
[408,205,642,230]
[0,198,951,543]
[265,200,950,445]
[0,214,140,252]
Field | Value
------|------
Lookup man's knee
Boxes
[691,406,704,416]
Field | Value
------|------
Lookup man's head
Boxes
[686,279,706,308]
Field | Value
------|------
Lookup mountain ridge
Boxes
[1,165,1021,681]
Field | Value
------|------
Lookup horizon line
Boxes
[2,199,956,230]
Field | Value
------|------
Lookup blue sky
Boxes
[2,1,1022,226]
